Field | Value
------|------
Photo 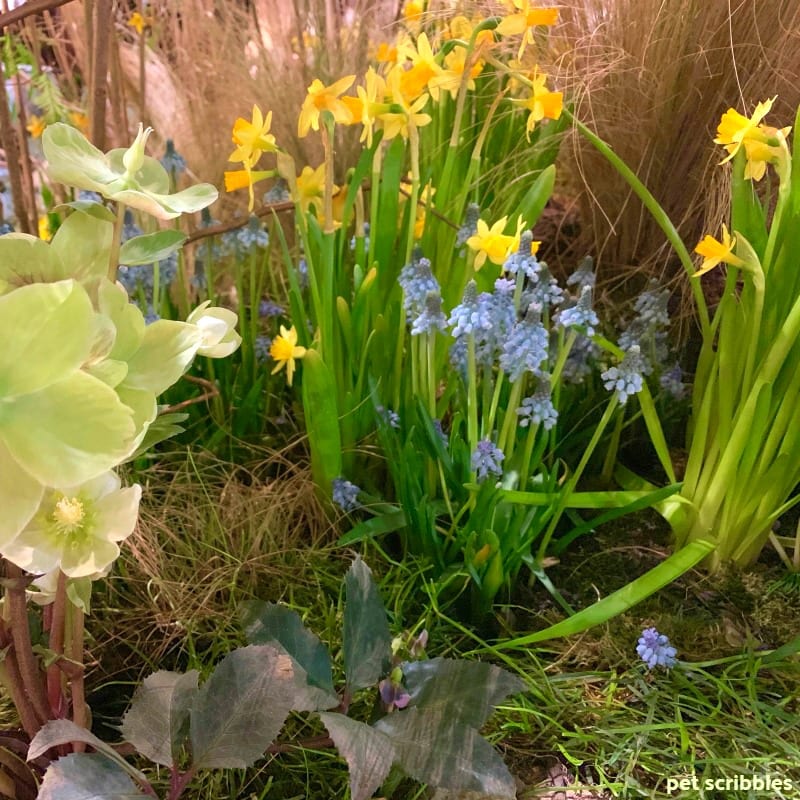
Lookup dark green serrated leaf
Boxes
[120,669,199,767]
[37,754,143,800]
[319,712,395,800]
[242,600,335,694]
[28,720,148,786]
[343,557,392,693]
[401,658,526,728]
[190,644,335,769]
[119,229,187,266]
[375,707,516,798]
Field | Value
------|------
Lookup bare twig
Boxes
[162,375,220,414]
[0,0,76,29]
[89,0,112,148]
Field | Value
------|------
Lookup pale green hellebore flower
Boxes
[186,301,242,357]
[1,471,141,578]
[0,281,136,549]
[42,123,218,220]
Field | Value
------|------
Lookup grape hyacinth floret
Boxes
[399,252,440,324]
[455,202,480,247]
[602,344,646,404]
[516,378,558,430]
[411,290,448,335]
[566,256,596,290]
[660,363,687,400]
[557,285,599,337]
[522,263,564,309]
[332,477,361,512]
[637,627,677,670]
[448,280,494,338]
[236,216,270,252]
[499,305,549,382]
[471,439,504,482]
[503,230,541,281]
[160,138,187,176]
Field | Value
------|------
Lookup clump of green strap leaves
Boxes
[29,559,524,799]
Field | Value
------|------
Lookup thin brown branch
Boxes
[184,200,295,246]
[89,0,112,148]
[0,60,33,233]
[0,0,76,29]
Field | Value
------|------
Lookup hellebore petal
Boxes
[186,301,242,357]
[0,441,44,549]
[0,371,135,487]
[0,280,95,397]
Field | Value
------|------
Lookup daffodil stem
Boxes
[404,119,421,265]
[108,200,126,281]
[561,107,711,337]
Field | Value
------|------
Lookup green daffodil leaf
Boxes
[0,281,95,397]
[0,441,44,548]
[0,372,135,486]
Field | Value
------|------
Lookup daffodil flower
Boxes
[467,215,526,269]
[713,98,776,164]
[42,122,218,220]
[127,11,153,35]
[693,224,745,277]
[297,75,356,138]
[1,471,141,578]
[229,105,277,162]
[496,1,558,59]
[512,67,563,140]
[270,325,307,386]
[27,114,46,138]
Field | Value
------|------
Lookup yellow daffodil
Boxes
[467,215,525,269]
[38,215,53,241]
[713,98,775,164]
[693,224,745,277]
[513,67,562,140]
[374,42,398,64]
[403,0,424,31]
[26,114,45,138]
[379,66,432,140]
[346,68,388,147]
[229,105,277,163]
[127,11,153,35]
[68,111,89,135]
[270,325,306,386]
[298,75,356,137]
[428,46,484,101]
[496,1,558,59]
[397,33,442,104]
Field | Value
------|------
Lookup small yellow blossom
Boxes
[38,215,53,241]
[693,224,745,277]
[379,66,432,140]
[229,105,277,164]
[496,1,558,59]
[428,46,484,101]
[397,33,442,104]
[224,167,272,194]
[346,67,388,148]
[270,325,307,386]
[298,75,356,137]
[713,98,775,164]
[127,11,153,35]
[27,114,45,138]
[403,0,424,31]
[513,67,562,140]
[68,111,89,135]
[374,42,398,63]
[467,215,525,269]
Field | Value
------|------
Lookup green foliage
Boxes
[30,559,524,799]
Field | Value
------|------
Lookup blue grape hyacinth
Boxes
[332,478,361,512]
[637,627,677,670]
[602,344,646,405]
[471,439,504,482]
